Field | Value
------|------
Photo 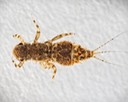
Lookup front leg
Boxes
[40,61,57,79]
[13,34,25,44]
[12,59,24,68]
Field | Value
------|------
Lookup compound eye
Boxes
[19,43,23,45]
[20,58,24,61]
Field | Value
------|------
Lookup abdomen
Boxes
[52,41,92,65]
[52,41,73,65]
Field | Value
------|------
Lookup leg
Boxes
[13,34,25,44]
[40,61,57,79]
[49,33,74,42]
[12,59,24,68]
[33,18,40,43]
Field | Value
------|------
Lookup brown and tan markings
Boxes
[12,19,127,79]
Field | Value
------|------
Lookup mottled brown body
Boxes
[13,43,52,61]
[13,41,93,66]
[52,41,93,65]
[12,18,124,79]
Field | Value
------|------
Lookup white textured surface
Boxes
[0,0,128,102]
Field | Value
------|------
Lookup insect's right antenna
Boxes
[94,50,128,55]
[93,31,127,51]
[93,56,124,67]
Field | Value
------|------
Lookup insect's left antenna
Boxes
[93,31,127,51]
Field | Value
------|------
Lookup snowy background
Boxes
[0,0,128,102]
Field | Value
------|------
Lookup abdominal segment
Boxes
[52,41,92,65]
[52,41,73,65]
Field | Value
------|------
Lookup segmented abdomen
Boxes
[52,41,93,65]
[52,41,73,65]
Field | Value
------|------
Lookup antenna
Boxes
[93,31,127,51]
[94,50,128,54]
[93,56,125,67]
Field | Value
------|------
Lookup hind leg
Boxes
[40,61,57,79]
[49,33,74,42]
[32,18,41,43]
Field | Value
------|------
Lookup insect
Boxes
[12,18,126,79]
